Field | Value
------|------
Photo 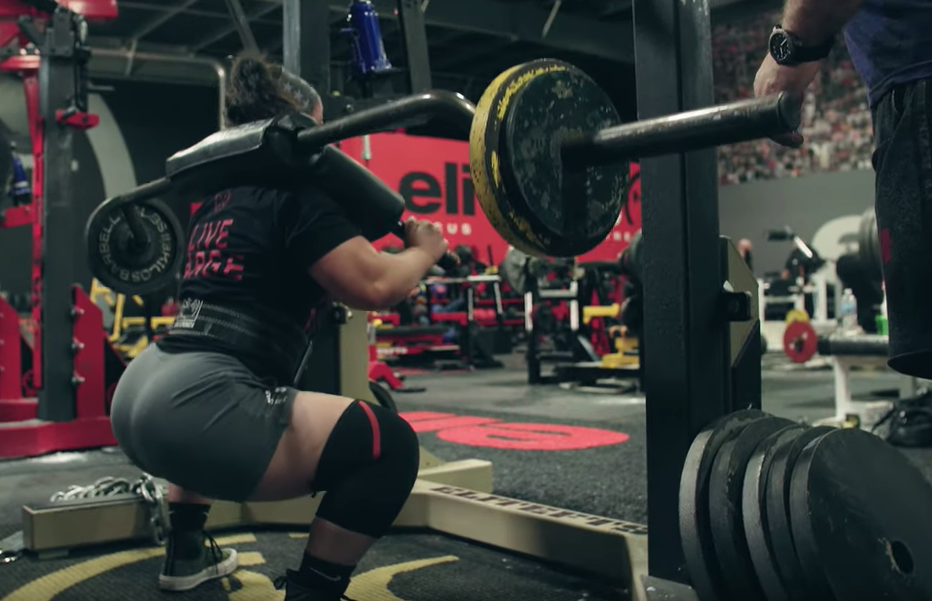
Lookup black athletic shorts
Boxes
[872,78,932,378]
[110,344,296,501]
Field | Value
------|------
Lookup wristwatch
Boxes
[768,26,834,66]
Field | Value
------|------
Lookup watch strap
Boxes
[794,38,834,62]
[775,25,834,64]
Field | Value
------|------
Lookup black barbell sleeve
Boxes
[561,93,801,169]
[295,91,476,152]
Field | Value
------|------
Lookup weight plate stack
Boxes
[680,409,768,601]
[708,416,795,601]
[683,415,932,601]
[741,425,807,601]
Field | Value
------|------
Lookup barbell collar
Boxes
[296,90,476,152]
[561,93,801,169]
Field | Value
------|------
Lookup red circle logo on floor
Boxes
[401,412,629,450]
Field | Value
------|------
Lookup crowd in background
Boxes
[713,10,873,185]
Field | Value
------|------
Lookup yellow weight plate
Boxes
[470,60,567,256]
[784,309,809,323]
[470,59,626,257]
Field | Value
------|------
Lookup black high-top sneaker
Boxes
[159,530,238,591]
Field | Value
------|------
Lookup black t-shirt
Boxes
[157,185,360,381]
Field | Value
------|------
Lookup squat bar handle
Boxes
[561,93,801,169]
[390,221,460,272]
[296,90,476,151]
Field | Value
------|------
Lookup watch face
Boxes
[770,32,793,63]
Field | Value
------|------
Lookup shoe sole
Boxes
[158,549,239,592]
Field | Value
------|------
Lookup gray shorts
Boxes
[110,344,296,502]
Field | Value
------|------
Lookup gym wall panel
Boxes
[718,169,876,276]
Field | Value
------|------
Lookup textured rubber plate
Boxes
[469,58,626,257]
[708,416,795,601]
[741,425,806,601]
[764,425,835,601]
[790,428,932,601]
[679,409,767,601]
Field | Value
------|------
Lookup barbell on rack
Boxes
[469,59,799,257]
[85,59,798,296]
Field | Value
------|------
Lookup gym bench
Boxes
[816,333,923,427]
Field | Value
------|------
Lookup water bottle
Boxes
[345,1,393,76]
[838,288,858,331]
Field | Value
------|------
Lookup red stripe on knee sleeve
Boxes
[358,401,381,460]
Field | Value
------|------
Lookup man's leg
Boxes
[873,79,932,378]
[159,484,238,591]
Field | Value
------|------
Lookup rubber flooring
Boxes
[1,355,931,601]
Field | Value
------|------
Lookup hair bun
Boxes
[233,55,275,87]
[225,52,301,126]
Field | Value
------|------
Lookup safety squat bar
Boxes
[108,90,797,251]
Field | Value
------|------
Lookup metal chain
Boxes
[49,473,169,547]
[136,474,170,546]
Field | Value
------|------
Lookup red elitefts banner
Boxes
[340,133,641,265]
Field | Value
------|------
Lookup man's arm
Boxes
[782,0,869,44]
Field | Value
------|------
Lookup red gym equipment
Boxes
[0,0,122,458]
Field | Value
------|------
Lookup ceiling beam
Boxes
[244,0,634,63]
[128,0,200,42]
[353,0,633,63]
[190,2,282,52]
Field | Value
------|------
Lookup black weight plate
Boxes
[85,197,185,296]
[764,425,835,601]
[858,208,882,283]
[708,416,795,601]
[742,424,807,601]
[501,61,627,257]
[790,428,932,601]
[680,409,768,601]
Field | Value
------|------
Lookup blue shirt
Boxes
[845,0,932,106]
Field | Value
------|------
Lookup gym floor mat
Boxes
[0,531,621,601]
[1,360,931,600]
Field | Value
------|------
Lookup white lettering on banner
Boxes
[425,222,476,236]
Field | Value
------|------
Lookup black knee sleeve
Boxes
[311,401,419,538]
